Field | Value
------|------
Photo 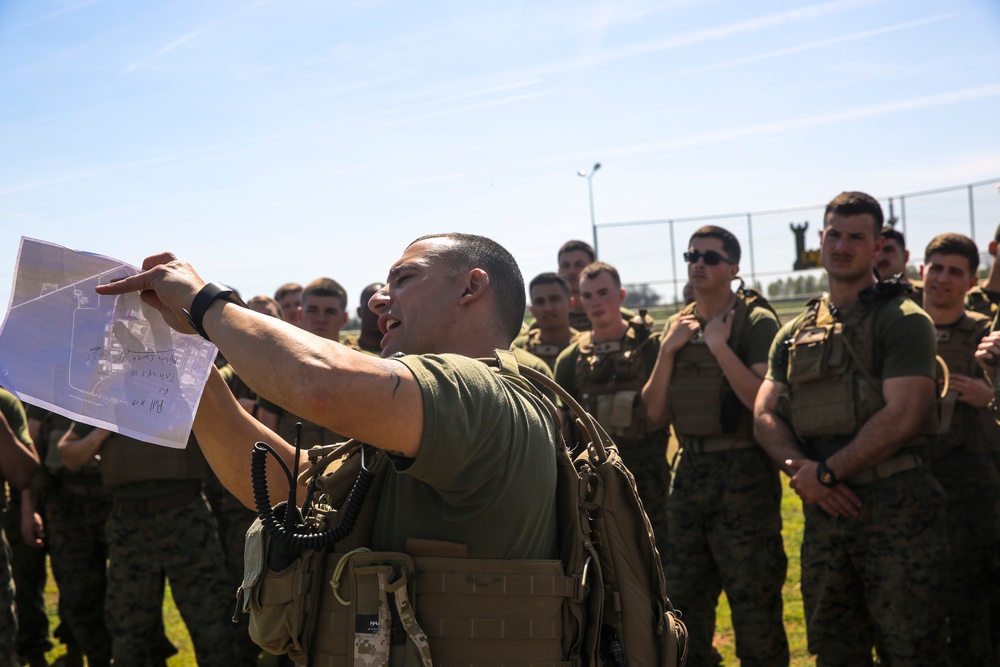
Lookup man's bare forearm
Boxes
[194,367,308,509]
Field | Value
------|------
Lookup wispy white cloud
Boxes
[657,13,957,80]
[602,82,1000,156]
[8,0,110,31]
[126,0,283,72]
[0,152,195,197]
[521,0,890,78]
[382,89,556,126]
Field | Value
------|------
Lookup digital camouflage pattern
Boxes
[929,451,1000,665]
[666,447,788,667]
[0,531,17,667]
[45,486,113,666]
[105,492,236,667]
[2,501,51,658]
[800,469,949,666]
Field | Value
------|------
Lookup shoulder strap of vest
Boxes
[478,355,617,465]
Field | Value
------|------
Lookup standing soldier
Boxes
[346,282,386,355]
[259,277,352,447]
[0,395,41,667]
[28,406,109,667]
[642,226,788,666]
[557,240,597,332]
[965,222,1000,318]
[554,262,670,560]
[274,282,302,327]
[754,191,949,666]
[919,232,1000,665]
[58,425,236,667]
[512,273,579,370]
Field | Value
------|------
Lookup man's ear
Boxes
[458,268,490,304]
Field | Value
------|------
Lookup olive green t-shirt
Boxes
[369,354,558,560]
[0,389,31,449]
[767,294,936,384]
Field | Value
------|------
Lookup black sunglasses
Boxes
[683,250,732,266]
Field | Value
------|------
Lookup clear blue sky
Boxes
[2,0,999,312]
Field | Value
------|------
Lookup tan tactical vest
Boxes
[932,312,999,457]
[785,295,936,454]
[251,354,577,667]
[575,316,658,445]
[99,431,207,488]
[519,327,576,370]
[668,296,755,438]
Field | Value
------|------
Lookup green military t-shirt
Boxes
[0,389,31,449]
[369,354,558,560]
[767,294,937,384]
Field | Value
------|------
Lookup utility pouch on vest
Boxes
[788,324,861,438]
[238,520,326,666]
[596,391,637,436]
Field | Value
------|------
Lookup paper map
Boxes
[0,238,218,448]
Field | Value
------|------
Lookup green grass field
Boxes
[41,478,812,666]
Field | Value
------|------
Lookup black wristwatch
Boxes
[183,282,247,341]
[816,461,838,488]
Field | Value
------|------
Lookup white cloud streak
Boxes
[657,13,957,80]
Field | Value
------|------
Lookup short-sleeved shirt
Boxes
[0,389,31,493]
[368,354,558,560]
[767,294,936,384]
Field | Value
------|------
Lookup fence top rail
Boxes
[597,177,1000,230]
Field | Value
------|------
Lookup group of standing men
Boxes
[515,191,1000,667]
[1,189,1000,667]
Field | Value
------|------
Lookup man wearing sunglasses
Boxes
[755,192,948,665]
[641,226,788,667]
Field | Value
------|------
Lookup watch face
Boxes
[820,471,833,484]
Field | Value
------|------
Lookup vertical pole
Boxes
[900,196,907,238]
[968,184,976,241]
[669,220,678,305]
[747,213,756,288]
[588,177,598,259]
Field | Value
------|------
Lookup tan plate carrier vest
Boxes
[668,296,754,439]
[521,328,574,370]
[574,316,657,445]
[99,431,207,488]
[931,312,999,458]
[784,295,937,458]
[238,352,687,667]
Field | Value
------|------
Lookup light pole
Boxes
[577,162,601,258]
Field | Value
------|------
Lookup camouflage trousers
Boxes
[665,445,788,667]
[106,491,237,667]
[801,467,950,667]
[45,486,113,666]
[0,530,17,667]
[1,501,50,657]
[214,495,260,667]
[929,450,1000,666]
[616,435,671,566]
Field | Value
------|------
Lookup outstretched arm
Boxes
[96,254,425,504]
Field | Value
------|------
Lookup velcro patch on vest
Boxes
[533,343,562,357]
[936,330,951,343]
[592,340,622,354]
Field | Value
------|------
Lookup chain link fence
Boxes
[596,178,1000,308]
